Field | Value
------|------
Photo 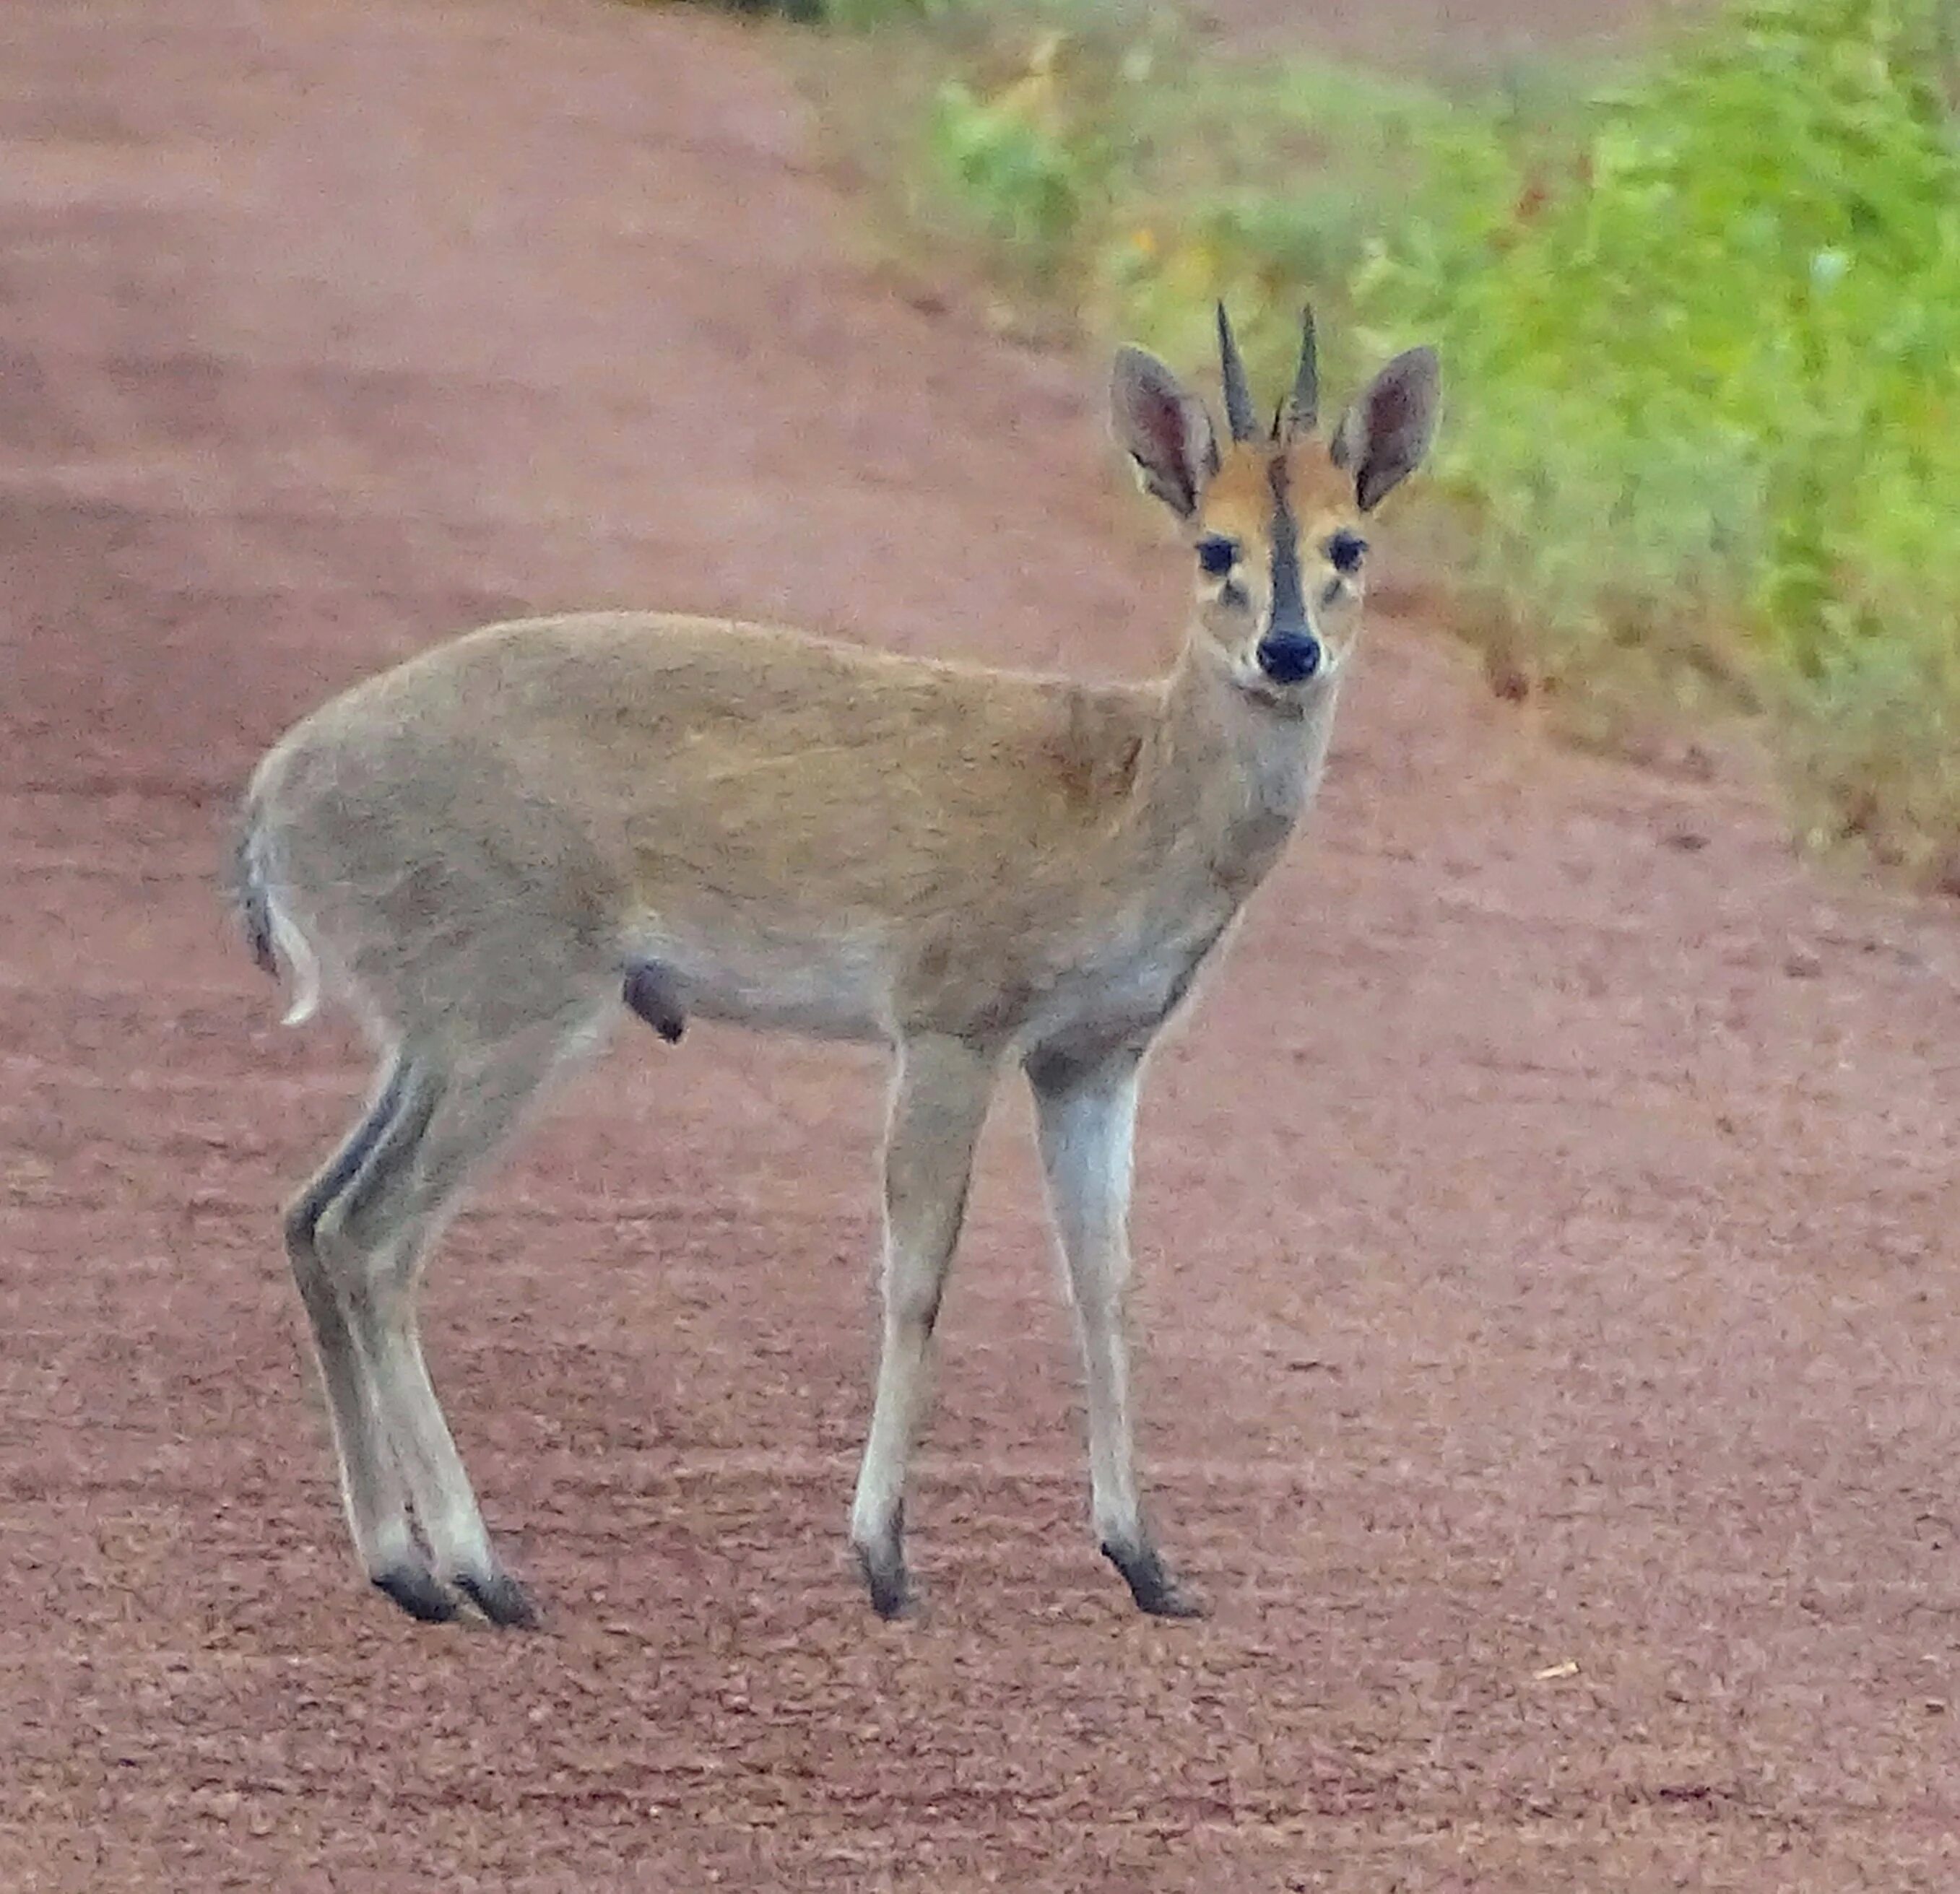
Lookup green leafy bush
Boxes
[1357,0,1960,870]
[928,56,1094,271]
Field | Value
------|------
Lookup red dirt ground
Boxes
[4,1,1959,1888]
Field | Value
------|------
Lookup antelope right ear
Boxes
[1110,346,1219,521]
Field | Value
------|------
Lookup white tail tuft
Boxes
[266,890,323,1026]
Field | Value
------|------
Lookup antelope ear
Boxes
[1110,345,1219,520]
[1331,347,1441,512]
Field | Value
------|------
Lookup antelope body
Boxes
[231,307,1439,1627]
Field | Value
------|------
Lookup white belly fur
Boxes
[628,907,1229,1055]
[630,924,896,1043]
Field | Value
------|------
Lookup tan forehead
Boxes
[1200,444,1355,542]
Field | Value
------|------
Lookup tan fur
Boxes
[235,320,1437,1627]
[1204,445,1359,562]
[251,608,1321,1044]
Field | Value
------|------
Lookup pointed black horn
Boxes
[1215,301,1258,443]
[1280,303,1318,441]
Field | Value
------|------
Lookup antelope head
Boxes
[1111,302,1440,706]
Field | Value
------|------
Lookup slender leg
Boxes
[284,1056,453,1622]
[1029,1047,1202,1619]
[324,1041,576,1628]
[849,1033,997,1618]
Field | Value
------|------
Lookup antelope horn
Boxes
[1276,303,1318,442]
[1215,301,1258,443]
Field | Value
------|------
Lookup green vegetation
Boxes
[1366,0,1960,879]
[790,0,1960,887]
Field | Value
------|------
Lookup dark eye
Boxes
[1196,534,1239,578]
[1327,531,1368,575]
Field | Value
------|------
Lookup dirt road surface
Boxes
[4,1,1959,1888]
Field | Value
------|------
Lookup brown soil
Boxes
[4,1,1959,1888]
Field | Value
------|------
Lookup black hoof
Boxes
[373,1564,460,1624]
[1101,1540,1207,1620]
[456,1567,542,1630]
[623,961,687,1044]
[855,1544,915,1621]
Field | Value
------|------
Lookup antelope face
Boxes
[1111,302,1440,708]
[1189,443,1371,701]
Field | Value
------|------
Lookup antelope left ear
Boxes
[1331,347,1440,513]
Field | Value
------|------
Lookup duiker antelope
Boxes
[230,305,1438,1628]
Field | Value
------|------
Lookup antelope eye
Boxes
[1327,530,1368,575]
[1195,534,1239,578]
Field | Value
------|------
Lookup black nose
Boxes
[1256,630,1322,685]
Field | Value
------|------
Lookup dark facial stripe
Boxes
[1265,455,1309,633]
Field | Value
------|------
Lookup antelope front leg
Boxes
[1029,1046,1204,1619]
[849,1032,997,1619]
